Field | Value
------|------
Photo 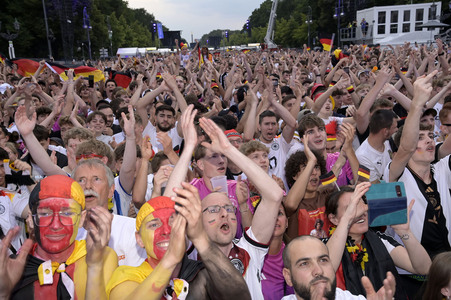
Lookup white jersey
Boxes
[112,176,132,216]
[259,135,292,188]
[0,188,28,252]
[77,214,146,267]
[355,139,392,182]
[235,228,269,300]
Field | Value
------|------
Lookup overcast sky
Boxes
[127,0,265,42]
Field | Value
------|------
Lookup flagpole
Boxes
[329,33,335,54]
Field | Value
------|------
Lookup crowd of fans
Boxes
[1,39,451,299]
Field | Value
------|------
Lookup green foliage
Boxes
[0,0,164,59]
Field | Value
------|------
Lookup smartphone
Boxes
[88,75,94,88]
[366,182,407,227]
[343,67,350,74]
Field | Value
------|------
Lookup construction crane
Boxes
[264,0,279,49]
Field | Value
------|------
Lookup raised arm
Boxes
[389,71,437,182]
[389,200,431,275]
[326,182,371,271]
[199,118,284,244]
[14,106,66,176]
[283,135,316,216]
[355,67,391,135]
[163,105,198,198]
[118,106,137,194]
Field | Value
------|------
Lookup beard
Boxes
[292,275,336,300]
[156,122,172,132]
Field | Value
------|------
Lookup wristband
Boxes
[346,85,355,93]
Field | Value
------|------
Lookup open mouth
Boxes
[220,223,230,233]
[310,178,319,185]
[426,145,434,151]
[156,241,170,249]
[314,139,323,145]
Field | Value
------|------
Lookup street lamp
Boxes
[305,6,313,48]
[0,18,20,59]
[107,16,113,57]
[41,0,53,59]
[333,0,345,48]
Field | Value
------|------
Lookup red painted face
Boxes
[36,198,81,254]
[140,208,176,261]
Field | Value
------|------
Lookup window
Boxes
[402,23,410,32]
[378,25,385,34]
[378,11,386,24]
[429,5,437,20]
[390,24,398,33]
[416,9,424,21]
[403,10,410,22]
[391,11,398,23]
[415,8,424,31]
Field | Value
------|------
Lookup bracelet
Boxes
[400,233,410,241]
[438,52,445,56]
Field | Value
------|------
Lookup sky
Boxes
[126,0,265,43]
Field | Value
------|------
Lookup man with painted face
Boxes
[1,175,117,300]
[106,105,250,300]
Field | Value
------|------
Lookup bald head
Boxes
[283,235,329,269]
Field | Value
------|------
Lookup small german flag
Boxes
[319,33,335,52]
[357,165,370,181]
[242,49,250,54]
[0,52,7,65]
[320,171,337,186]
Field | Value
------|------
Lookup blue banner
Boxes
[157,23,164,39]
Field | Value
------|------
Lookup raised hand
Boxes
[412,70,437,108]
[121,105,136,139]
[85,206,113,266]
[14,106,36,137]
[0,227,33,299]
[180,104,198,149]
[141,135,155,161]
[302,134,317,164]
[342,182,371,226]
[172,182,206,245]
[199,117,231,153]
[363,271,395,300]
[236,175,249,206]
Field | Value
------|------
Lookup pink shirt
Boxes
[326,152,354,186]
[261,243,294,300]
[190,178,254,238]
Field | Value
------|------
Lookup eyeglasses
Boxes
[32,210,81,227]
[202,205,237,214]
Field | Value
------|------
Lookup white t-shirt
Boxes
[355,139,392,182]
[142,121,183,154]
[77,214,146,267]
[281,288,367,299]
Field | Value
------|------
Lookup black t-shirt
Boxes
[410,168,451,258]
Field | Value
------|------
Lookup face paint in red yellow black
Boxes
[35,198,81,254]
[140,208,176,264]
